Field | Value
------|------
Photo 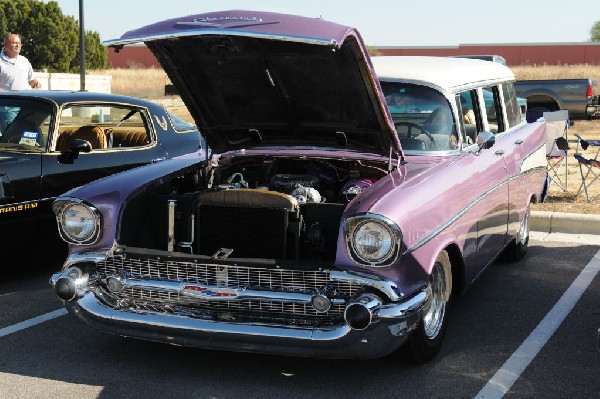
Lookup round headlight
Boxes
[59,202,100,244]
[348,216,400,265]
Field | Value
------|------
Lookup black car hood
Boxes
[105,10,400,157]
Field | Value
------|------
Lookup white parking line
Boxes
[475,249,600,399]
[0,308,68,338]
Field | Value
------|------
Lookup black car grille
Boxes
[96,255,363,324]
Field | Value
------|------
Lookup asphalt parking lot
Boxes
[1,234,599,399]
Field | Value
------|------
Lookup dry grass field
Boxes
[91,65,600,212]
[536,119,600,214]
[90,64,600,102]
[511,64,600,82]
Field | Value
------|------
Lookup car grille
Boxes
[96,255,364,325]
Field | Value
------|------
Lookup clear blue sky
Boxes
[45,0,598,46]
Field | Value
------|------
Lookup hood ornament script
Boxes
[181,283,238,299]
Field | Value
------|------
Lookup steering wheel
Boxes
[394,121,435,142]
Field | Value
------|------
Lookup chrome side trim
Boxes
[520,142,547,173]
[403,151,546,255]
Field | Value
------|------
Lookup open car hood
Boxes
[105,10,400,157]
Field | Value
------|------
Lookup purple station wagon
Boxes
[49,10,548,362]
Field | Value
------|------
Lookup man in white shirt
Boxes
[0,33,40,90]
[0,33,41,135]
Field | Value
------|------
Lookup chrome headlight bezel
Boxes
[345,213,402,267]
[53,198,102,245]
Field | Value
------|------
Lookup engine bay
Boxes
[120,155,390,262]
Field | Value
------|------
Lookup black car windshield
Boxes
[0,99,53,151]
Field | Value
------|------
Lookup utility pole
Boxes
[79,0,86,91]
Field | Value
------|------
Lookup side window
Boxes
[0,101,53,150]
[56,105,152,152]
[481,86,505,134]
[457,90,483,146]
[502,82,521,128]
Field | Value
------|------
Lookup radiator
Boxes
[195,189,300,259]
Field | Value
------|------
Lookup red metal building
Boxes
[107,42,600,68]
[376,42,600,66]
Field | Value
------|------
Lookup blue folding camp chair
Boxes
[574,134,600,203]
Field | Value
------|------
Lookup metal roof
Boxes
[372,56,515,91]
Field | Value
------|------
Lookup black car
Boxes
[0,90,201,261]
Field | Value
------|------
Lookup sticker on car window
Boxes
[19,131,39,146]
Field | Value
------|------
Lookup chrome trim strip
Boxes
[403,184,500,255]
[520,142,547,173]
[403,156,546,255]
[104,30,337,48]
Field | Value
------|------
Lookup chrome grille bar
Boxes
[98,255,360,294]
[121,287,347,317]
[97,255,362,320]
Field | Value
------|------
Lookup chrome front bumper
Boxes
[63,288,427,359]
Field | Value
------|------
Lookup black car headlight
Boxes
[346,214,401,266]
[53,198,101,245]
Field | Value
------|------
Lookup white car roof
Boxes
[371,56,515,91]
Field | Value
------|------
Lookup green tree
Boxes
[0,0,106,72]
[591,20,600,42]
[70,31,108,72]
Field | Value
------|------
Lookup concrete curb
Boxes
[531,211,600,235]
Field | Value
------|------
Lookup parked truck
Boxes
[514,78,600,120]
[452,56,599,121]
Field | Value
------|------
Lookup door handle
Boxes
[495,149,505,156]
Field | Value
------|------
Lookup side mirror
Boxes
[68,139,93,154]
[57,139,92,164]
[476,131,495,151]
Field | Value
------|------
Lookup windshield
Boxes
[0,99,53,151]
[381,82,458,152]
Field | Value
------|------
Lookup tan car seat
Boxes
[57,125,106,151]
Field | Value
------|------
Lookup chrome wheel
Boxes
[502,203,531,262]
[423,256,451,339]
[517,206,530,247]
[401,250,452,363]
